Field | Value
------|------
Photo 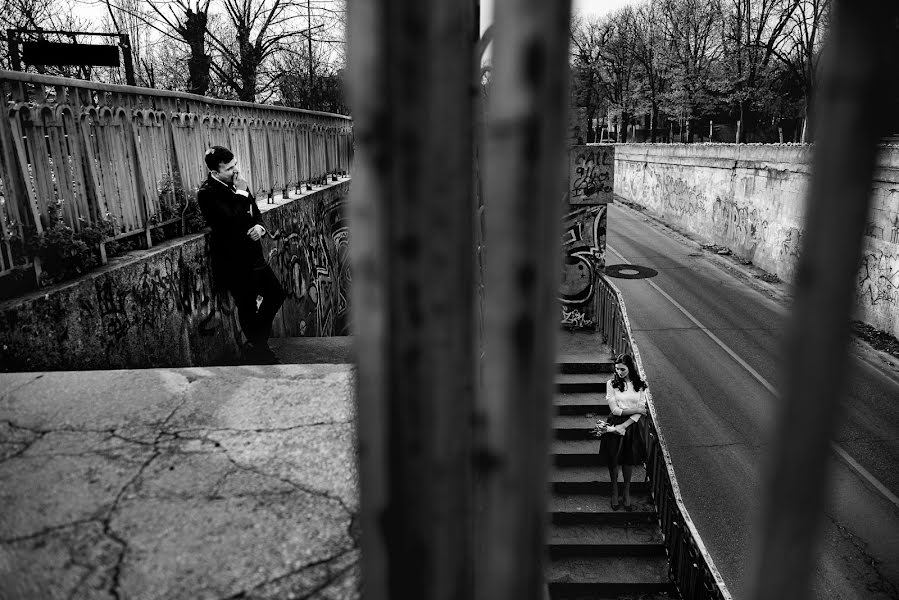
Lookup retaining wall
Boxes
[0,180,350,371]
[614,144,899,339]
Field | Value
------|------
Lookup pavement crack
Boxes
[0,373,44,401]
[219,548,357,600]
[170,421,353,435]
[0,419,47,463]
[99,395,188,600]
[0,518,101,545]
[220,450,355,518]
[824,511,898,597]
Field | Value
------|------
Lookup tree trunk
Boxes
[183,9,211,96]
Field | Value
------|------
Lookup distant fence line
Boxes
[0,70,353,282]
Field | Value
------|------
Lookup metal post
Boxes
[476,0,571,599]
[749,2,899,599]
[348,0,476,598]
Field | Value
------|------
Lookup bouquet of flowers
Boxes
[591,420,619,437]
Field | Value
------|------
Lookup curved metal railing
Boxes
[595,273,733,600]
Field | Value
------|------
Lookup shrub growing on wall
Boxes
[25,201,116,286]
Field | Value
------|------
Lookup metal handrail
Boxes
[594,273,732,600]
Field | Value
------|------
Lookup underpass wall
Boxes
[0,181,350,371]
[614,144,899,339]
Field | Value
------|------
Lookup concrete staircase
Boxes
[546,358,678,600]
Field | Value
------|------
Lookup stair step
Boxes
[553,439,601,455]
[550,491,654,515]
[551,465,648,484]
[546,556,674,594]
[558,361,614,375]
[554,415,612,440]
[557,374,608,393]
[548,522,663,556]
[266,336,353,364]
[553,438,603,467]
[549,592,675,600]
[554,394,608,417]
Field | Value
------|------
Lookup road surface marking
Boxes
[607,243,899,510]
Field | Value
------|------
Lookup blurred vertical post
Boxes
[347,1,476,599]
[476,0,571,599]
[750,2,898,599]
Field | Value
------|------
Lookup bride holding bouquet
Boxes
[596,353,648,511]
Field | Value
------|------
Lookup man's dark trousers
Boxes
[226,266,286,347]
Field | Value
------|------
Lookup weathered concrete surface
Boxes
[614,143,899,339]
[0,179,350,372]
[0,364,359,599]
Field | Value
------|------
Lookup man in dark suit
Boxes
[198,146,286,364]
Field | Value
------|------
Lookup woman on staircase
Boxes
[598,353,648,511]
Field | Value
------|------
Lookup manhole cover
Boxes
[604,264,659,279]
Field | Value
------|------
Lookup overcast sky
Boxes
[480,0,638,33]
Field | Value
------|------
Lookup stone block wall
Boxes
[614,144,899,338]
[0,181,350,371]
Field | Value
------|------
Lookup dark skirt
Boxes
[597,414,647,466]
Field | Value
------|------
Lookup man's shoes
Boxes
[242,342,280,365]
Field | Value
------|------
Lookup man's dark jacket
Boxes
[197,175,266,281]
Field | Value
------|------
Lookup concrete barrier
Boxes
[614,144,899,339]
[0,180,350,371]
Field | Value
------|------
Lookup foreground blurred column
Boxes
[750,2,899,599]
[476,1,571,599]
[347,2,477,599]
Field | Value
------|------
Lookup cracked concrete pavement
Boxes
[0,364,359,600]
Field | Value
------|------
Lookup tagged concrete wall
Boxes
[0,180,350,371]
[614,144,899,339]
[561,145,611,330]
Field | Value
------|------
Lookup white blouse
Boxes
[606,379,647,422]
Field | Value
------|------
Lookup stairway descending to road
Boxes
[547,356,678,600]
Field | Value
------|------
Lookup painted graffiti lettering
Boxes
[570,148,614,202]
[858,248,899,307]
[560,205,606,328]
[264,196,349,336]
[561,306,594,330]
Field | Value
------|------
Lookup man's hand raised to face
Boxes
[247,224,265,242]
[234,177,250,192]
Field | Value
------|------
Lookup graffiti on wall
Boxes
[560,205,606,328]
[570,146,614,204]
[561,306,592,329]
[658,173,709,219]
[858,248,899,307]
[780,227,803,259]
[711,196,770,255]
[92,249,236,343]
[265,195,350,337]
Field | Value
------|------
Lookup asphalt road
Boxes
[605,202,899,600]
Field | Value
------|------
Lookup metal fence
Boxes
[0,70,353,282]
[595,273,732,600]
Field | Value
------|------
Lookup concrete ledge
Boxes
[0,363,359,599]
[0,179,351,372]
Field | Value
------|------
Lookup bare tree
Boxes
[144,0,214,95]
[570,15,606,142]
[659,0,719,140]
[596,7,640,142]
[768,0,831,140]
[718,0,801,141]
[630,0,670,141]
